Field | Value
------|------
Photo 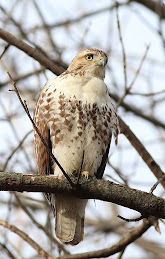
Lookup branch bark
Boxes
[1,172,165,219]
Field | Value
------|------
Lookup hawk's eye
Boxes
[85,54,93,61]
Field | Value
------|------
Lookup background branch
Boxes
[130,0,165,19]
[0,28,64,75]
[57,218,152,259]
[0,220,53,259]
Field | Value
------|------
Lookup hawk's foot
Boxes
[71,170,89,179]
[81,171,89,179]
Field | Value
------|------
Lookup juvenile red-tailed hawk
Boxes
[33,48,119,245]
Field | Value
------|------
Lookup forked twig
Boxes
[8,72,74,187]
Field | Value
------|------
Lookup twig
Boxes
[128,44,150,89]
[87,217,165,258]
[57,218,152,258]
[118,214,144,222]
[2,130,33,171]
[110,92,165,130]
[0,69,43,88]
[33,1,60,55]
[116,3,127,90]
[0,4,56,61]
[28,2,129,31]
[129,0,165,20]
[116,45,149,108]
[0,219,54,259]
[0,100,34,172]
[14,193,69,255]
[150,175,165,194]
[108,161,129,186]
[0,242,16,259]
[117,248,126,259]
[119,118,165,188]
[129,88,165,96]
[0,43,10,59]
[8,72,74,187]
[0,28,63,75]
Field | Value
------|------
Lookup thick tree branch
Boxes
[0,172,165,219]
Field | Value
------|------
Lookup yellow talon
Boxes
[81,171,89,179]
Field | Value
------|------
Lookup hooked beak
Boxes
[98,56,108,67]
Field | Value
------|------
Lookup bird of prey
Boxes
[33,48,119,245]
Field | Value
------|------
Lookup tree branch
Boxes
[0,172,165,219]
[119,118,165,188]
[57,218,152,258]
[0,28,63,75]
[130,0,165,20]
[0,219,53,259]
[110,92,165,130]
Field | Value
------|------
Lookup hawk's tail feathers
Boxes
[54,194,87,245]
[55,211,84,245]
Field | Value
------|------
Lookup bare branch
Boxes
[150,175,165,194]
[0,43,10,59]
[14,193,69,255]
[0,219,54,259]
[0,172,165,219]
[0,28,63,75]
[2,130,33,171]
[110,92,165,130]
[128,44,150,89]
[57,218,152,258]
[116,3,127,90]
[0,69,43,88]
[129,0,165,20]
[119,118,165,188]
[29,2,129,31]
[0,242,16,259]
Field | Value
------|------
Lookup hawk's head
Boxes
[67,48,108,79]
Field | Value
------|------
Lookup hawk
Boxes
[33,48,119,245]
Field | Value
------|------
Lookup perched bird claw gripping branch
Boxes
[33,48,119,245]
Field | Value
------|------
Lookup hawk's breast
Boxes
[35,75,118,177]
